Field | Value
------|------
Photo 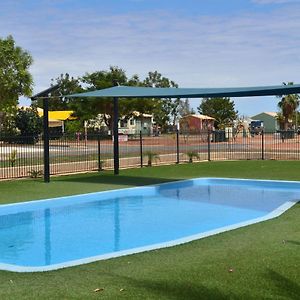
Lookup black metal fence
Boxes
[1,130,300,180]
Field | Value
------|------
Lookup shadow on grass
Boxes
[102,272,237,300]
[56,173,181,187]
[285,240,300,246]
[128,279,236,300]
[267,269,300,299]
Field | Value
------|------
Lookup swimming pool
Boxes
[0,178,299,272]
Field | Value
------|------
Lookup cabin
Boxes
[179,114,215,132]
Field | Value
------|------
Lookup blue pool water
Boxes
[0,178,299,271]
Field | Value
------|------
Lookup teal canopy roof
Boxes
[67,84,300,99]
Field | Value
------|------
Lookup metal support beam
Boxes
[113,97,119,175]
[43,97,50,182]
[31,84,60,183]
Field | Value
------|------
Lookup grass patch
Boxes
[1,160,300,204]
[0,161,300,299]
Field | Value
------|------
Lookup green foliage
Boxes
[143,71,179,130]
[15,107,43,136]
[28,169,43,178]
[0,107,42,143]
[277,82,299,130]
[0,35,33,110]
[64,120,84,134]
[186,151,200,163]
[73,66,131,129]
[8,149,17,167]
[39,68,180,133]
[98,160,105,171]
[33,73,83,111]
[144,151,160,167]
[198,97,238,129]
[0,105,18,134]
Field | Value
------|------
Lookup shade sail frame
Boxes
[65,83,300,176]
[67,84,300,99]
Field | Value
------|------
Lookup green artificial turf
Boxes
[0,161,300,299]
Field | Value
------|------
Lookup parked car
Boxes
[250,120,264,135]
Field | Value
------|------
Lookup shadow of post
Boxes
[266,269,300,299]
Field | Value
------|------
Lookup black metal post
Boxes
[43,97,50,182]
[176,129,180,164]
[140,130,143,167]
[97,132,102,171]
[208,130,211,161]
[113,97,119,175]
[261,130,265,160]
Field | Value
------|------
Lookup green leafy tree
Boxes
[121,74,154,122]
[277,82,299,130]
[0,35,33,110]
[143,71,178,131]
[73,66,132,130]
[197,97,238,128]
[33,73,83,111]
[15,107,43,136]
[0,105,18,134]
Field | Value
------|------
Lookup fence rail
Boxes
[0,130,299,180]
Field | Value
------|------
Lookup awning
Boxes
[37,109,76,121]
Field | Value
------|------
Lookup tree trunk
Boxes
[284,117,289,131]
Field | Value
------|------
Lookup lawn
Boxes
[0,161,299,299]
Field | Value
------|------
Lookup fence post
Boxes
[97,133,102,171]
[176,129,180,164]
[208,130,211,161]
[261,130,265,160]
[140,131,143,167]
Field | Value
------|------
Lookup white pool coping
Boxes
[0,177,299,272]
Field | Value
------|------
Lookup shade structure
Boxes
[68,84,300,99]
[66,83,300,176]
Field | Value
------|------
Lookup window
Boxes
[120,119,127,128]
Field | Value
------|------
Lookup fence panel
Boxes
[1,130,300,180]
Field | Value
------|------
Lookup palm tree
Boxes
[144,151,160,167]
[277,82,299,130]
[275,112,285,130]
[186,151,200,163]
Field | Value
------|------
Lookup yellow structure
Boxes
[37,108,76,128]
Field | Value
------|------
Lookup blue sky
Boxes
[1,0,300,116]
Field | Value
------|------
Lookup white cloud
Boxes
[1,2,300,114]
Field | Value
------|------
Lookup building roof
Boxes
[181,114,215,120]
[252,112,278,119]
[264,112,278,117]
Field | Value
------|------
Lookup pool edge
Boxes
[0,197,297,273]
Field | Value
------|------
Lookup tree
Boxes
[1,107,43,144]
[75,66,133,130]
[143,71,178,131]
[276,112,285,130]
[277,82,299,130]
[33,73,83,111]
[0,35,33,111]
[15,107,42,137]
[197,97,238,129]
[178,99,194,117]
